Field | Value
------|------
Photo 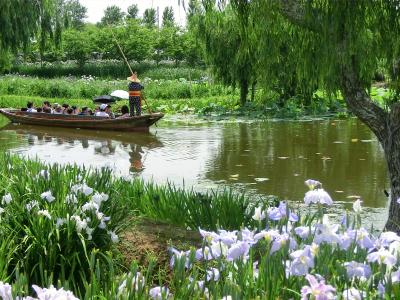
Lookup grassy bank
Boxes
[0,75,392,118]
[10,61,207,80]
[0,75,232,100]
[0,154,399,298]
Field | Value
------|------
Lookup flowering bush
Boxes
[0,156,124,295]
[152,180,400,299]
[1,153,399,299]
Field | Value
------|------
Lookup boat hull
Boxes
[0,109,163,132]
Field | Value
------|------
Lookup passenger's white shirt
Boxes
[95,111,109,117]
[27,108,37,113]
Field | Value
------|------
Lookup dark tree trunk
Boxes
[251,80,257,102]
[382,104,400,232]
[340,62,400,232]
[240,79,249,106]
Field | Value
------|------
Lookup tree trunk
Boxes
[340,62,400,232]
[278,1,400,232]
[240,79,249,106]
[251,80,257,102]
[382,104,400,232]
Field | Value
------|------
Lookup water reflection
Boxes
[0,119,389,211]
[204,120,388,208]
[0,124,163,176]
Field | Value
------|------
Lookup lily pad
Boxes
[254,177,269,182]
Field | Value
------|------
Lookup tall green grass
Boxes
[0,152,253,296]
[0,75,233,101]
[10,61,207,80]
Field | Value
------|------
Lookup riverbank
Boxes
[0,153,398,298]
[0,75,353,118]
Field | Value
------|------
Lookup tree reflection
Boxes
[204,120,388,208]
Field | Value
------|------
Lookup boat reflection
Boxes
[0,124,163,174]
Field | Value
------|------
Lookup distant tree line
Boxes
[5,1,203,70]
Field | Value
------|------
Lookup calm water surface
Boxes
[0,117,389,227]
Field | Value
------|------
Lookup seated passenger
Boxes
[105,105,115,118]
[78,107,90,115]
[43,107,52,113]
[53,105,63,114]
[43,101,52,111]
[62,104,69,114]
[117,105,130,118]
[36,107,43,113]
[71,105,78,114]
[95,104,109,117]
[66,108,74,115]
[27,101,37,113]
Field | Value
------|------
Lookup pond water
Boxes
[0,116,389,228]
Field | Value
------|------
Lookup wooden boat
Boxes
[0,109,164,132]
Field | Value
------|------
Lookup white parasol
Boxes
[110,90,129,100]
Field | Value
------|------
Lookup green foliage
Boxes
[100,5,125,26]
[63,29,91,67]
[0,75,231,101]
[162,6,175,27]
[122,20,154,62]
[63,0,87,29]
[142,8,157,28]
[11,62,206,79]
[192,2,257,105]
[126,4,139,20]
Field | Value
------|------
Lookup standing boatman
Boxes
[127,72,144,116]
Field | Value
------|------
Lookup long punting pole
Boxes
[109,27,152,114]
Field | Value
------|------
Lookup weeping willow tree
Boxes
[220,0,400,231]
[0,0,57,70]
[191,1,258,105]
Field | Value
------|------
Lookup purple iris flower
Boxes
[206,268,220,282]
[217,230,238,246]
[149,286,170,300]
[300,274,336,300]
[289,246,314,276]
[342,288,364,300]
[169,247,191,268]
[270,233,297,254]
[392,270,400,283]
[295,226,314,239]
[347,228,374,250]
[304,189,333,206]
[343,261,371,279]
[240,228,256,244]
[376,231,400,248]
[367,248,397,266]
[227,241,250,261]
[268,201,298,222]
[314,223,341,245]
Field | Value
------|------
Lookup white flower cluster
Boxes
[2,181,118,244]
[0,282,78,300]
